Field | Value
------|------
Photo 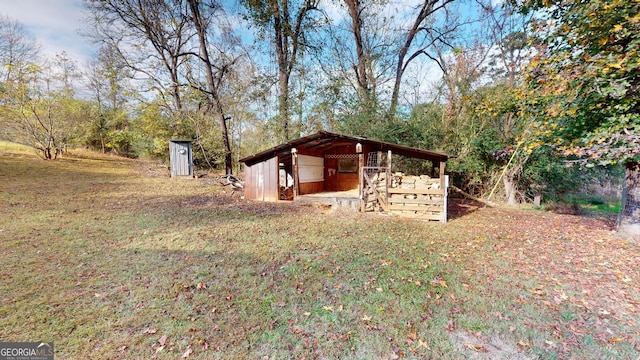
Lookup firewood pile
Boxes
[393,173,440,191]
[390,173,444,219]
[362,170,392,211]
[362,172,444,217]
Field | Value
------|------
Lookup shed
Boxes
[239,131,455,221]
[169,139,193,178]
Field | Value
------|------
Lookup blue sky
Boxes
[1,0,94,63]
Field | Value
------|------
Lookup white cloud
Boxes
[0,0,94,63]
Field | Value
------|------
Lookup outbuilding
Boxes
[169,139,194,178]
[239,131,455,222]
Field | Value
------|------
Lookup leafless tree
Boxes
[0,15,41,84]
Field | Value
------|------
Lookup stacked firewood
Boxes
[393,173,440,190]
[362,170,390,211]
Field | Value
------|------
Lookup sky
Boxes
[1,0,95,64]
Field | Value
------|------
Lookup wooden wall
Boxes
[244,156,279,201]
[299,181,324,194]
[323,144,361,192]
[324,157,359,191]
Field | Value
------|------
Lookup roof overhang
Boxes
[239,131,455,166]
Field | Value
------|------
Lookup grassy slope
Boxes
[1,142,638,359]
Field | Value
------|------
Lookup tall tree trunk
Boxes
[278,69,291,142]
[262,0,317,142]
[617,161,640,241]
[273,0,291,142]
[187,0,233,175]
[345,0,369,98]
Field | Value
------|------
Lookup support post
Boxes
[357,143,364,211]
[439,160,446,194]
[292,148,299,198]
[387,150,392,208]
[440,161,447,223]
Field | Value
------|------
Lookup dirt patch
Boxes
[450,330,533,360]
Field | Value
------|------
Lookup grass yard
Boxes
[1,142,639,359]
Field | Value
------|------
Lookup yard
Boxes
[1,142,638,359]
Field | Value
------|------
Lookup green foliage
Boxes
[519,0,640,165]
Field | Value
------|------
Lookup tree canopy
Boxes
[519,0,639,165]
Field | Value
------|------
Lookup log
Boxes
[216,175,244,190]
[450,185,497,208]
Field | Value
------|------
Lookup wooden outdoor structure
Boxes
[239,131,454,221]
[169,139,193,178]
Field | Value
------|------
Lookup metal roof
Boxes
[239,131,455,165]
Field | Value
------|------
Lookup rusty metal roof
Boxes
[239,131,455,166]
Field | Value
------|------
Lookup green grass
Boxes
[1,141,638,359]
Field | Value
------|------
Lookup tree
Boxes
[387,0,456,118]
[83,45,130,153]
[86,0,242,173]
[244,0,321,142]
[519,0,640,238]
[186,0,238,174]
[4,57,80,159]
[0,15,40,84]
[86,0,191,114]
[0,17,63,159]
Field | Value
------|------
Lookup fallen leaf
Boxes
[181,346,192,358]
[158,335,168,346]
[322,306,334,312]
[417,339,430,350]
[155,345,165,353]
[144,328,157,335]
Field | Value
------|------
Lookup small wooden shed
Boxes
[239,131,455,221]
[169,139,193,178]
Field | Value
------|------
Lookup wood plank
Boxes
[388,188,444,195]
[388,198,443,205]
[389,205,443,212]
